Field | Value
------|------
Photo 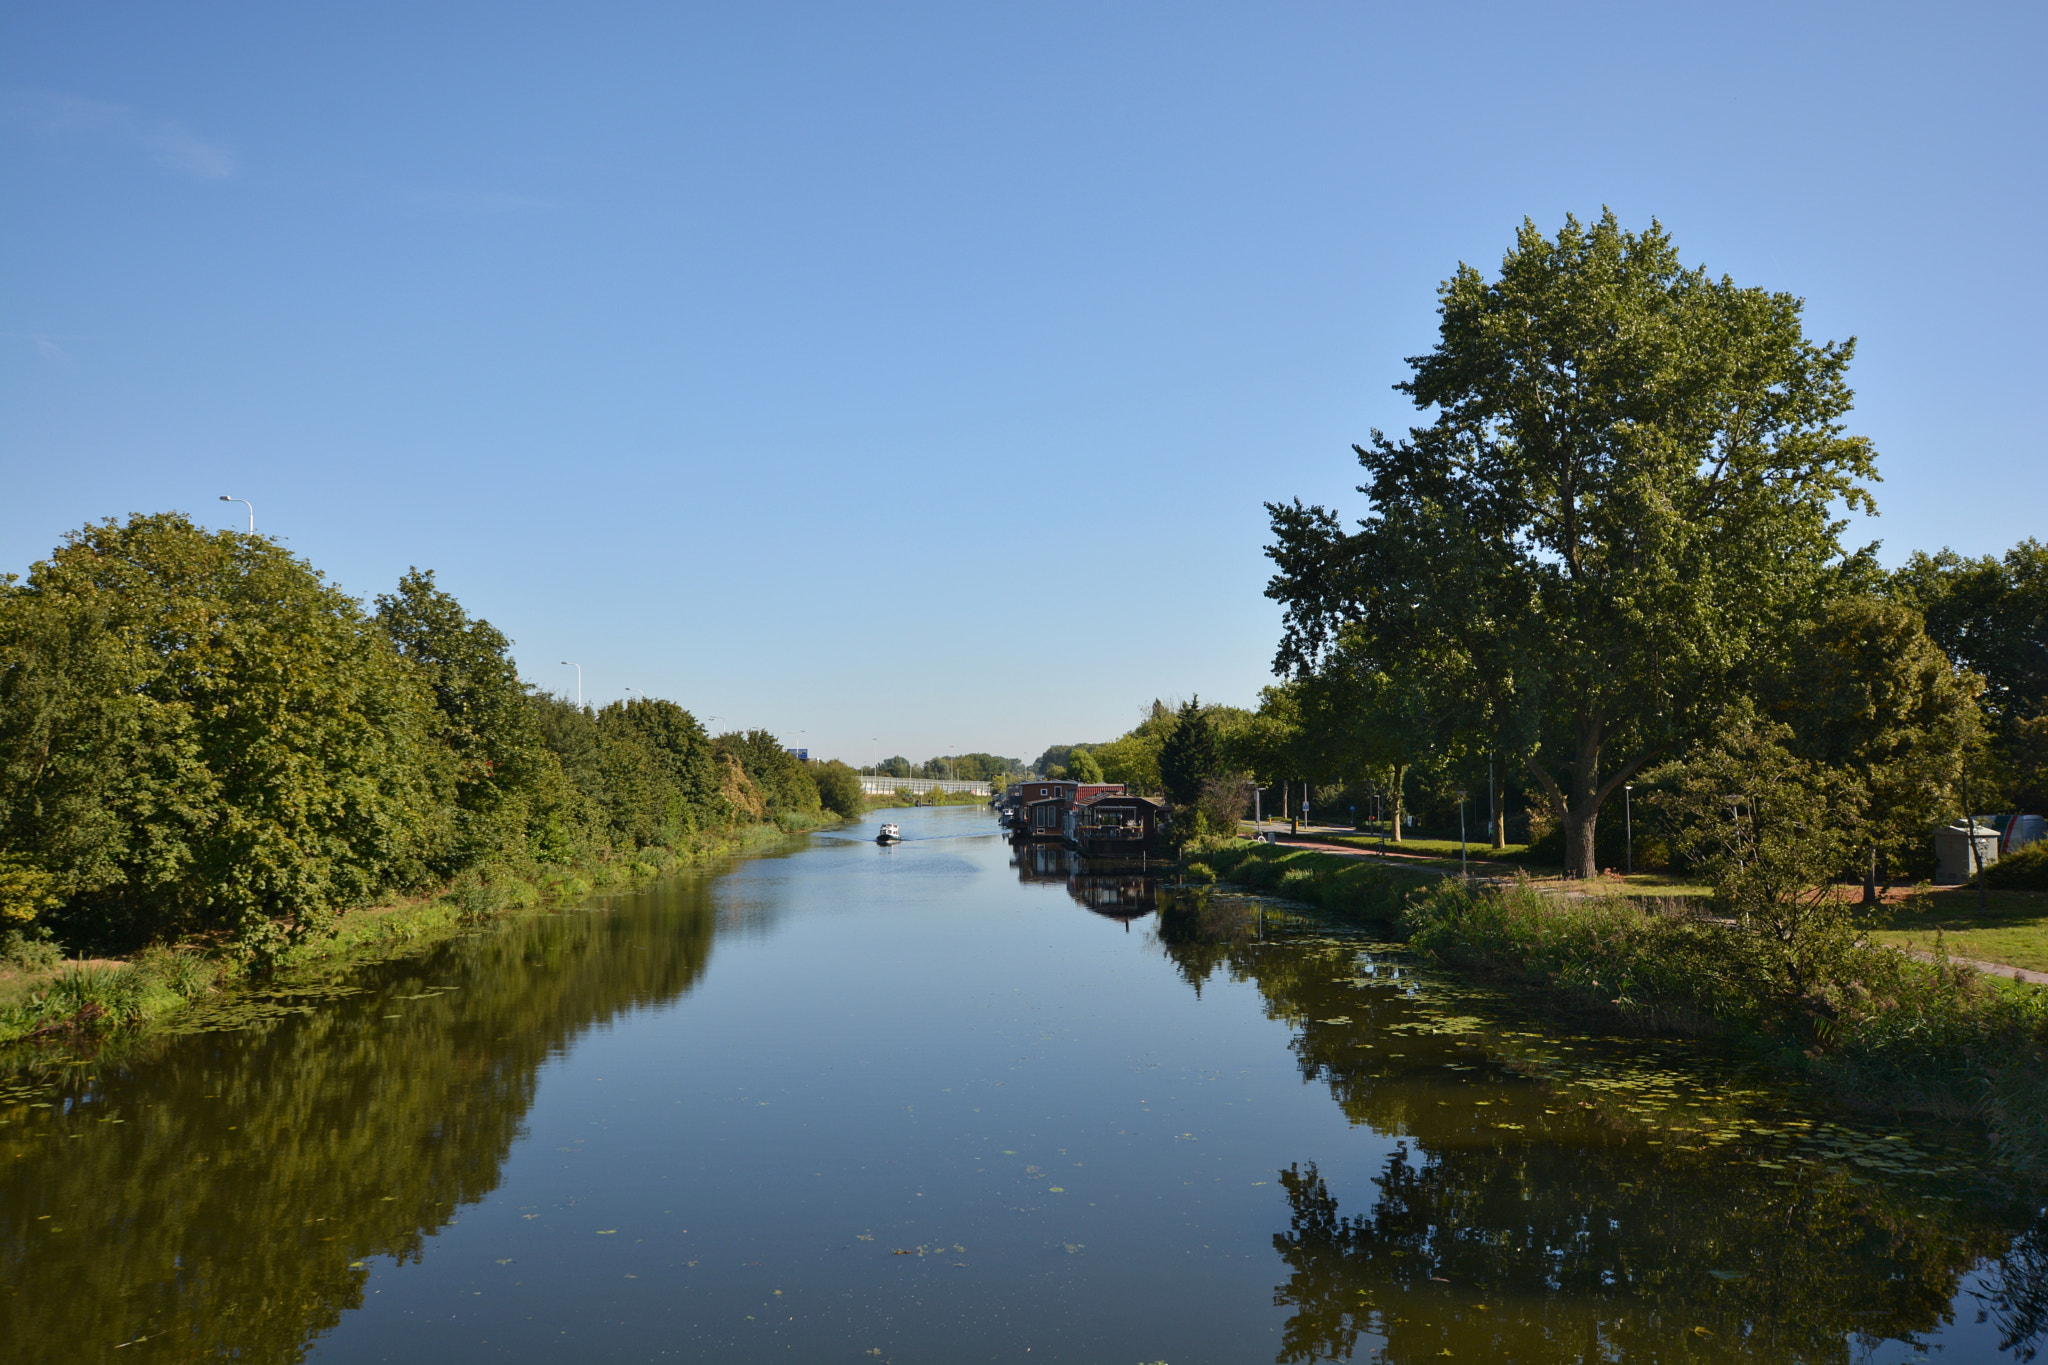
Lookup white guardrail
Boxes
[858,776,997,795]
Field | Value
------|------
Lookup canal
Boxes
[2,805,2043,1363]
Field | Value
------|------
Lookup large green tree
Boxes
[0,514,443,952]
[374,569,552,871]
[1266,212,1878,877]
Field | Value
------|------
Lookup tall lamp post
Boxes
[1624,782,1635,878]
[560,661,583,708]
[1457,789,1469,877]
[218,495,254,533]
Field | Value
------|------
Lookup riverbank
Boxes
[1201,839,2048,1177]
[0,811,844,1056]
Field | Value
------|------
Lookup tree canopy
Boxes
[1266,212,1879,876]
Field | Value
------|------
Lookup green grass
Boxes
[0,812,846,1051]
[1262,829,1714,896]
[1867,886,2048,974]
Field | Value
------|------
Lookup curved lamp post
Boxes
[560,661,582,708]
[218,495,254,533]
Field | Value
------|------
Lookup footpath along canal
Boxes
[2,805,2044,1363]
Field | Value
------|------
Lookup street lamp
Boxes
[1624,783,1635,877]
[218,495,254,533]
[560,661,582,708]
[1457,789,1469,877]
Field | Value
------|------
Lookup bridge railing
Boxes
[859,776,997,795]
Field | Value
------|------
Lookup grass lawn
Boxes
[1276,830,1713,897]
[1866,885,2048,974]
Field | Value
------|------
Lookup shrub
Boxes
[1987,841,2048,890]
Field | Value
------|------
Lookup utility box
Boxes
[1934,820,2001,885]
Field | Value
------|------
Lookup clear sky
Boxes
[4,2,2041,767]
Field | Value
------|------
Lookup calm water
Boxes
[3,805,2044,1364]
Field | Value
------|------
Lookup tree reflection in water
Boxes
[0,878,720,1365]
[1151,888,2048,1364]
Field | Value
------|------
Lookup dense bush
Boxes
[1989,842,2048,890]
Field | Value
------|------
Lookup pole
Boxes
[1458,791,1468,876]
[1624,783,1634,878]
[560,661,582,708]
[218,495,254,533]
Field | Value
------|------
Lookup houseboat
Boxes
[1065,793,1168,859]
[1014,780,1127,841]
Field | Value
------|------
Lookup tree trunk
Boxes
[1390,763,1406,843]
[1490,759,1506,850]
[1562,805,1599,879]
[1861,844,1878,905]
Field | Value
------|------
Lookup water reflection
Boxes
[1150,887,2048,1363]
[0,878,720,1364]
[1007,844,1162,924]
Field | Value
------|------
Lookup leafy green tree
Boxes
[1066,747,1105,783]
[1667,708,1869,1015]
[811,759,865,818]
[374,569,550,871]
[1892,539,2048,808]
[1266,212,1878,877]
[0,514,443,955]
[1770,596,1985,895]
[713,730,821,814]
[602,698,719,835]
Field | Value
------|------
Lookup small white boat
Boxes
[876,823,902,844]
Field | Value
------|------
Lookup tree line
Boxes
[865,753,1022,781]
[0,513,865,958]
[1054,214,2045,894]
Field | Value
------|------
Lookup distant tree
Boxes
[602,698,719,835]
[713,731,821,814]
[1267,212,1878,876]
[1159,697,1221,808]
[810,760,865,819]
[1067,747,1105,783]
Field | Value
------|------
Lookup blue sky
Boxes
[4,2,2041,766]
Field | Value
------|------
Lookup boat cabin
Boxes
[1066,794,1168,858]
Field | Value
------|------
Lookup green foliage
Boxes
[0,514,854,963]
[0,853,61,926]
[0,514,445,954]
[713,730,821,815]
[1893,539,2048,809]
[811,760,865,818]
[1267,211,1879,878]
[374,569,551,871]
[1159,697,1220,808]
[1066,747,1104,783]
[1988,843,2048,891]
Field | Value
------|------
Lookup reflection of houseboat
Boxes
[1065,794,1167,859]
[876,823,902,844]
[1006,844,1160,925]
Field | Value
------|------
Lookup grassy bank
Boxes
[0,812,841,1053]
[1202,840,2048,1177]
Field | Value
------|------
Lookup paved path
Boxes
[1900,949,2048,986]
